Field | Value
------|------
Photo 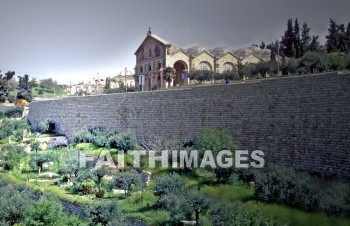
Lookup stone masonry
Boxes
[28,72,350,181]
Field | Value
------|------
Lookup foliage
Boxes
[154,173,185,196]
[24,197,64,226]
[4,106,24,118]
[163,67,176,83]
[211,201,273,226]
[326,19,350,53]
[109,131,138,151]
[0,70,15,103]
[73,128,137,151]
[157,193,185,223]
[252,165,350,216]
[30,141,41,153]
[95,189,105,198]
[327,53,345,71]
[54,147,79,175]
[0,144,26,170]
[37,119,56,134]
[29,152,53,173]
[182,189,211,226]
[38,120,49,133]
[189,70,212,83]
[0,119,30,140]
[196,127,236,153]
[0,182,31,225]
[196,127,236,183]
[88,201,123,226]
[298,52,324,74]
[39,78,62,90]
[113,169,141,196]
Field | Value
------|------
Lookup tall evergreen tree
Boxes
[293,18,302,58]
[301,22,311,55]
[309,36,320,52]
[281,18,295,58]
[346,22,350,53]
[326,19,339,53]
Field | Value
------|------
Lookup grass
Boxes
[202,183,254,202]
[201,182,350,226]
[246,201,350,226]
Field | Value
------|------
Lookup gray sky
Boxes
[1,0,349,84]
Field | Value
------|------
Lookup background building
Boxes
[134,29,272,91]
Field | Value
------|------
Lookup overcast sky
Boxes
[1,0,349,84]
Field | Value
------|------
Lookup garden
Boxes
[0,115,349,226]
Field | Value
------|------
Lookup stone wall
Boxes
[28,73,350,180]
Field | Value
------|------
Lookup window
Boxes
[197,62,211,71]
[223,62,234,71]
[157,62,162,70]
[140,66,143,73]
[148,64,152,72]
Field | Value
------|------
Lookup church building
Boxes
[134,28,271,91]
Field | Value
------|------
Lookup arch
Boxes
[223,62,235,72]
[140,66,144,73]
[173,60,188,86]
[197,61,212,71]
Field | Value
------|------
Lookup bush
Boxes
[252,165,350,216]
[7,95,15,103]
[4,106,24,118]
[24,197,64,226]
[196,127,236,183]
[109,131,137,151]
[0,119,30,140]
[73,128,95,143]
[89,202,122,226]
[154,173,185,196]
[0,144,26,170]
[38,120,49,133]
[211,201,273,226]
[327,53,345,71]
[73,128,138,151]
[95,189,105,198]
[113,169,141,196]
[0,183,31,225]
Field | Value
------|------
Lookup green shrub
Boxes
[24,197,64,226]
[95,189,105,198]
[37,119,56,134]
[0,119,30,140]
[154,173,185,196]
[73,127,138,151]
[0,144,26,170]
[211,201,273,226]
[109,131,137,151]
[252,165,350,216]
[196,127,236,183]
[113,169,141,196]
[4,106,24,118]
[88,201,122,226]
[7,95,15,103]
[0,183,31,225]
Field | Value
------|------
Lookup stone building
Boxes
[134,29,271,91]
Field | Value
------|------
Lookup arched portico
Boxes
[173,60,188,86]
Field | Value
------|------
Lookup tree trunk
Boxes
[195,210,199,226]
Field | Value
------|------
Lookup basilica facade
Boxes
[134,29,271,91]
